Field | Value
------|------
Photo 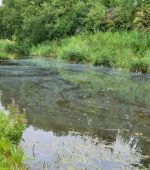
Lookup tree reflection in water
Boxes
[0,58,149,169]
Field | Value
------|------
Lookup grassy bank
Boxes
[30,31,150,73]
[0,40,18,59]
[0,31,150,73]
[0,105,26,169]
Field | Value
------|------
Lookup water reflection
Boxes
[0,90,9,115]
[21,126,142,170]
[0,58,150,169]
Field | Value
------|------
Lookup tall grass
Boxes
[30,31,150,73]
[0,103,27,169]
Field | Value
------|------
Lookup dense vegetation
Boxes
[0,0,150,72]
[0,40,18,59]
[30,31,150,73]
[0,104,26,169]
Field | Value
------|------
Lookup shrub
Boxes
[134,3,150,31]
[0,40,18,59]
[0,101,27,169]
[92,49,115,67]
[61,49,87,63]
[30,43,56,57]
[1,0,149,45]
[130,57,150,73]
[85,2,106,31]
[29,31,150,73]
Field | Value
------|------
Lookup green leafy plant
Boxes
[130,57,150,73]
[0,101,27,169]
[61,49,87,63]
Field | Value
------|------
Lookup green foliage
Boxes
[130,57,150,73]
[15,0,88,45]
[0,102,26,169]
[30,31,150,73]
[0,0,149,73]
[0,0,149,46]
[30,42,56,57]
[61,49,86,63]
[0,40,17,59]
[133,3,150,31]
[84,1,106,31]
[93,54,114,67]
[0,0,25,39]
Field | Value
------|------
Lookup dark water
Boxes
[0,58,150,170]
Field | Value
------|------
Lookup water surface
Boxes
[0,58,150,169]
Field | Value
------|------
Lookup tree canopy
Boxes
[0,0,149,45]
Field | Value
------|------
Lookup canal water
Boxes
[0,58,150,169]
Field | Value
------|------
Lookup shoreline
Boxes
[0,31,150,73]
[0,104,27,169]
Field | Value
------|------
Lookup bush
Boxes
[93,55,114,67]
[134,3,150,31]
[130,58,150,73]
[29,31,150,72]
[0,40,17,59]
[30,43,56,57]
[92,48,116,67]
[1,0,149,46]
[0,102,26,169]
[85,2,106,31]
[61,49,87,63]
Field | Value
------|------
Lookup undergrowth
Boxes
[0,101,27,170]
[30,31,150,73]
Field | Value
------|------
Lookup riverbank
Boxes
[30,31,150,73]
[0,105,26,169]
[1,31,150,73]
